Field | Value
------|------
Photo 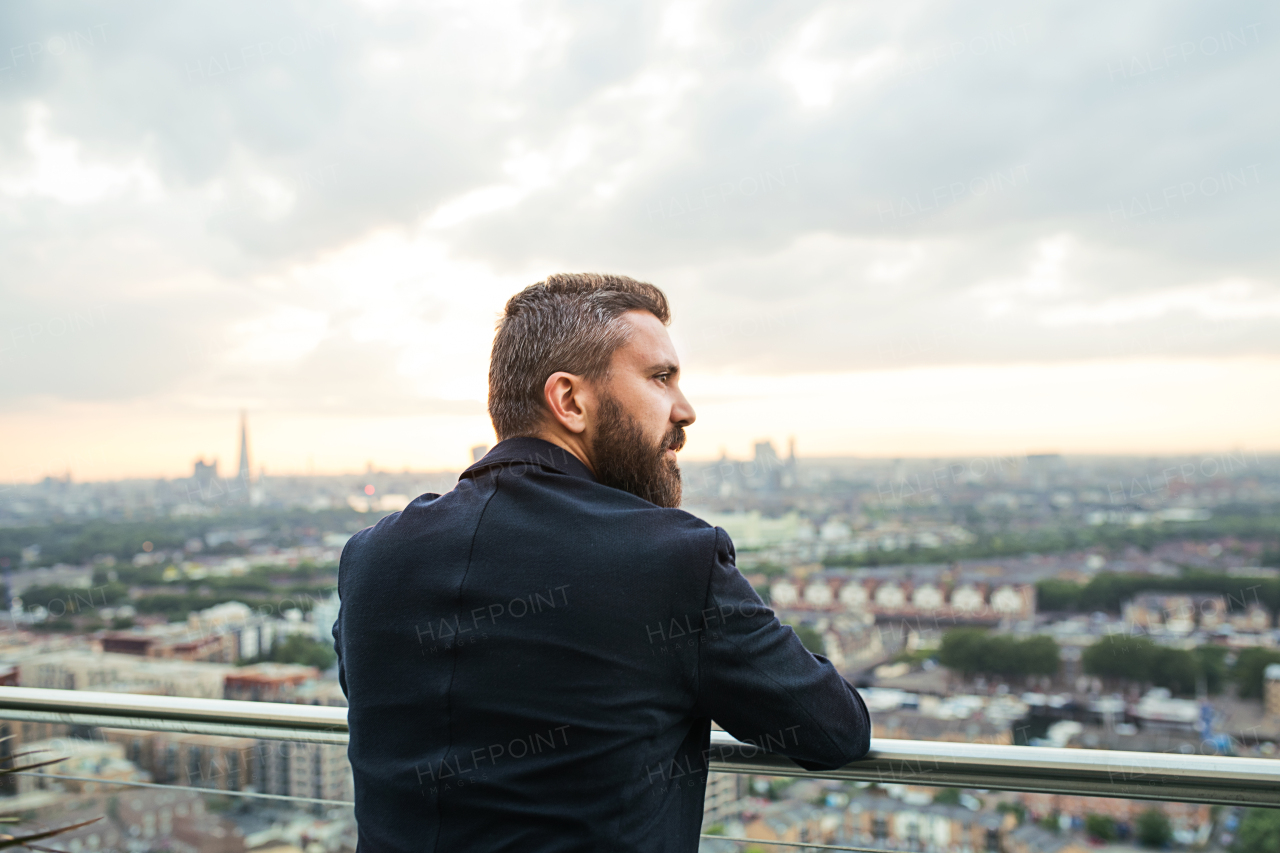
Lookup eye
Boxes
[655,373,671,384]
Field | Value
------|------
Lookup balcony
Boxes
[1,686,1277,851]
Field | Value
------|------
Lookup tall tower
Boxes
[237,410,252,486]
[786,436,797,489]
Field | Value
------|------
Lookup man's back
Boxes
[334,438,870,852]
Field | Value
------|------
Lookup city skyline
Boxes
[7,351,1280,482]
[3,397,1277,486]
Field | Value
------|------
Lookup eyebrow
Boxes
[647,363,680,376]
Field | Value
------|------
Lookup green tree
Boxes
[258,634,337,670]
[1083,636,1224,696]
[1085,814,1117,842]
[937,629,1060,679]
[1233,648,1280,699]
[1032,569,1280,616]
[18,582,128,613]
[932,788,962,806]
[938,628,990,677]
[1193,645,1229,695]
[1147,646,1201,696]
[753,563,788,579]
[1263,543,1280,568]
[787,623,825,655]
[1083,635,1151,681]
[1015,635,1062,676]
[1036,578,1084,611]
[1235,808,1280,853]
[995,802,1026,825]
[1135,808,1172,848]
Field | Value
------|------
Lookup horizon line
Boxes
[8,446,1273,487]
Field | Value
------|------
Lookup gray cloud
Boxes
[1,0,1277,415]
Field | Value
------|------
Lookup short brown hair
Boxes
[487,273,671,440]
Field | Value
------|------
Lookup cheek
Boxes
[616,381,672,440]
[645,396,674,436]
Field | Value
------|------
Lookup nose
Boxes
[672,389,696,428]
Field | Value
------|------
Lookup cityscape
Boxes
[4,1,1278,850]
[1,414,1278,851]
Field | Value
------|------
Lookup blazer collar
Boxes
[461,436,596,483]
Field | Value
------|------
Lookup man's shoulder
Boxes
[653,506,724,543]
[598,499,719,539]
[340,491,446,556]
[512,483,727,573]
[616,505,735,569]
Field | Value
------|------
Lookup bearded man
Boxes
[333,273,871,852]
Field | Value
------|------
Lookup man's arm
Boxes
[332,538,352,701]
[332,599,348,700]
[694,528,870,771]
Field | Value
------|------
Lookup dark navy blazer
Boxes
[333,437,870,852]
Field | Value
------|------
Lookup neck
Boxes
[528,429,595,475]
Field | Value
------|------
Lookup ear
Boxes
[542,371,593,435]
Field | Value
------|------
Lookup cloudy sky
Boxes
[2,1,1277,481]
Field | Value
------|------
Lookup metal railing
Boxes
[3,686,1279,808]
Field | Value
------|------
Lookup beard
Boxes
[589,393,685,508]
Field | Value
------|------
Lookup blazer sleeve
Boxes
[332,538,352,701]
[693,527,871,771]
[332,602,348,700]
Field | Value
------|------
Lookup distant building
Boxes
[13,789,248,853]
[16,650,232,698]
[690,510,808,550]
[1016,790,1209,841]
[0,718,69,765]
[1130,688,1200,730]
[224,662,319,702]
[230,666,351,805]
[99,599,286,663]
[100,630,236,663]
[100,728,258,792]
[113,789,247,853]
[310,592,341,644]
[1266,664,1280,718]
[1123,592,1227,634]
[1004,824,1090,853]
[237,410,252,487]
[840,795,1013,851]
[1231,604,1272,634]
[14,737,144,796]
[186,600,277,661]
[193,457,218,490]
[471,445,489,462]
[770,576,1036,623]
[1026,453,1061,492]
[703,772,744,825]
[751,440,783,492]
[258,739,351,805]
[872,712,1012,745]
[5,564,93,597]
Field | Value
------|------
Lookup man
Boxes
[333,273,871,852]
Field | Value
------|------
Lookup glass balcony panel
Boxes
[0,721,353,853]
[2,688,1277,853]
[699,775,1234,852]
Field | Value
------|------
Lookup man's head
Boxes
[488,273,696,507]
